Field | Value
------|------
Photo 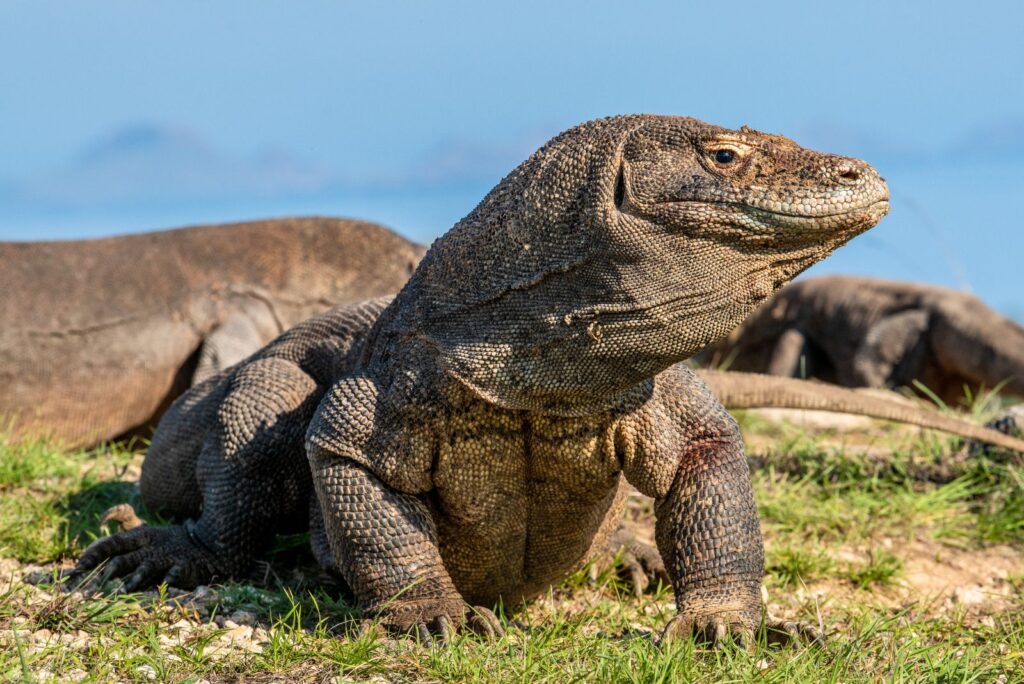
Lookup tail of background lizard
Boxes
[697,369,1024,453]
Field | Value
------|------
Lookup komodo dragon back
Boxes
[0,217,424,447]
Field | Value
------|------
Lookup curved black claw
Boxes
[367,602,505,647]
[66,523,223,593]
[763,618,825,647]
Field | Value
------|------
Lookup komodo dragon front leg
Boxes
[69,358,322,590]
[620,365,812,644]
[306,374,503,641]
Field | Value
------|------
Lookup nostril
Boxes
[838,167,861,182]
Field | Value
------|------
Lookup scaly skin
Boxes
[698,276,1024,406]
[72,298,392,588]
[0,218,422,447]
[699,370,1024,453]
[73,115,890,644]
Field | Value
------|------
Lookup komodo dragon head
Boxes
[375,115,890,414]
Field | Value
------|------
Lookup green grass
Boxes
[2,413,1023,682]
[0,436,139,562]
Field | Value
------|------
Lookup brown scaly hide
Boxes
[698,275,1024,406]
[0,217,423,447]
[73,115,889,644]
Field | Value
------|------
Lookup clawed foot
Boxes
[65,519,223,593]
[368,599,505,646]
[601,530,670,596]
[762,618,823,647]
[615,540,670,597]
[659,611,823,650]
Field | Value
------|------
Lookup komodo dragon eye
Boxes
[714,149,736,164]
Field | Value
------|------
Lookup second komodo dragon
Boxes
[0,217,423,447]
[698,275,1024,405]
[73,114,894,643]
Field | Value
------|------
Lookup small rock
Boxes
[192,585,217,602]
[229,609,257,626]
[168,619,193,633]
[221,625,253,641]
[136,664,157,681]
[30,629,52,643]
[953,586,986,606]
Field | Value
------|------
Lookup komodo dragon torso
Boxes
[73,115,893,643]
[698,276,1024,405]
[0,218,422,447]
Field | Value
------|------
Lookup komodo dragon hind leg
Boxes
[767,328,812,378]
[68,357,322,593]
[191,306,281,385]
[850,310,930,389]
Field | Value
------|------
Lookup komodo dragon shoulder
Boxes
[73,114,895,644]
[0,217,423,447]
[698,275,1024,406]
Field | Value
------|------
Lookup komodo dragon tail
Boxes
[697,369,1024,453]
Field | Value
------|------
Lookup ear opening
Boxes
[613,161,626,210]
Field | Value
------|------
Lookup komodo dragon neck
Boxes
[369,115,890,416]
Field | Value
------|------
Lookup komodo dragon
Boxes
[0,217,423,447]
[71,114,896,644]
[698,276,1024,406]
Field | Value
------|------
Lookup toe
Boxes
[123,560,165,593]
[619,552,649,597]
[764,619,824,646]
[434,614,456,646]
[468,606,503,639]
[163,561,204,589]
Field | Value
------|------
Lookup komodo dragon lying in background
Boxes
[0,218,423,447]
[71,114,898,645]
[698,276,1024,406]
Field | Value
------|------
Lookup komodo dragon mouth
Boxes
[736,198,891,220]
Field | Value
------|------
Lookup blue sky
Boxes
[2,1,1023,316]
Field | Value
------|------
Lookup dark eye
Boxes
[714,149,736,164]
